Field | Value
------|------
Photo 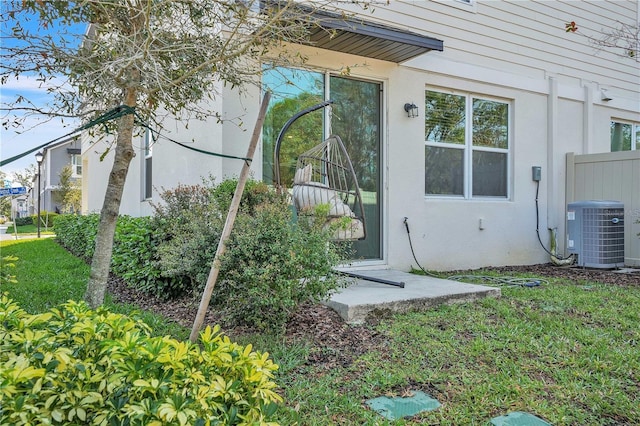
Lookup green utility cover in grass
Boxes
[365,391,440,420]
[490,411,552,426]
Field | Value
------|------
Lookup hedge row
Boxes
[54,179,348,331]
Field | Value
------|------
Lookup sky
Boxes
[0,5,85,181]
[1,77,78,177]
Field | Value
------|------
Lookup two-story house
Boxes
[82,0,640,269]
[33,136,83,215]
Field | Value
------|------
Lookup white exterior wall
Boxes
[83,0,640,270]
[83,84,227,216]
[221,84,263,180]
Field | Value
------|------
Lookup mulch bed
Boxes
[107,263,639,370]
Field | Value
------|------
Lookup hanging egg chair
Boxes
[274,102,366,241]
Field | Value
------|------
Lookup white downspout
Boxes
[546,77,558,239]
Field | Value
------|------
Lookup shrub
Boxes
[31,211,57,228]
[154,179,348,331]
[55,214,100,260]
[53,178,348,330]
[111,215,165,294]
[14,216,33,227]
[150,184,222,298]
[214,198,349,332]
[56,214,168,293]
[210,178,281,216]
[151,179,286,299]
[0,295,282,425]
[0,256,18,286]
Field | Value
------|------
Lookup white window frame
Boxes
[425,88,511,200]
[610,119,639,152]
[442,0,477,13]
[143,127,153,200]
[70,154,82,177]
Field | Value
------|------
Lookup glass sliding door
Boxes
[263,68,383,260]
[329,76,382,260]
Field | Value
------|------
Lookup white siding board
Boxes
[482,2,635,60]
[603,0,636,14]
[513,2,639,66]
[618,160,631,201]
[374,1,639,92]
[523,0,631,28]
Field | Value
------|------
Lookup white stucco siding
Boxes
[221,84,263,180]
[82,133,147,216]
[82,88,228,216]
[151,115,224,188]
[386,62,556,270]
[82,134,112,215]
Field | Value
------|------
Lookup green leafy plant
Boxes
[31,211,57,228]
[55,214,100,260]
[0,295,282,425]
[215,199,348,332]
[13,216,33,227]
[0,256,18,286]
[150,183,223,298]
[55,165,82,214]
[111,215,165,295]
[55,178,348,329]
[56,214,173,297]
[210,178,281,216]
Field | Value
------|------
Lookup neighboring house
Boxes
[83,0,640,269]
[11,194,29,218]
[33,136,83,214]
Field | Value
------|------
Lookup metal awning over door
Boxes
[307,9,444,63]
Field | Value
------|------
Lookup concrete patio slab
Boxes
[325,269,501,323]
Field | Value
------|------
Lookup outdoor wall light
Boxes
[404,103,418,118]
[600,89,612,102]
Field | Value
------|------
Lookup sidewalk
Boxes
[0,225,54,241]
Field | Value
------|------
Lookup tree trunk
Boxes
[84,89,137,308]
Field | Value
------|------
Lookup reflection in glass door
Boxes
[263,68,382,260]
[329,76,382,260]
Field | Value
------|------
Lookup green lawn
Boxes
[0,238,187,339]
[1,238,639,425]
[269,282,640,425]
[2,223,55,236]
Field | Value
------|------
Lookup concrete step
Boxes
[325,269,501,323]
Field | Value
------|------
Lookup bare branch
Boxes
[589,21,639,60]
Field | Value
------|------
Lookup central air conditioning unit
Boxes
[567,200,624,268]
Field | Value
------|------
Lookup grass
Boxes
[0,238,188,339]
[2,223,55,236]
[1,238,639,425]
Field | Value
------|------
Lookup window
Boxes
[425,89,510,198]
[143,127,153,200]
[447,0,477,12]
[610,120,639,151]
[71,154,82,177]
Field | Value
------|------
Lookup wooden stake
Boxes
[189,92,271,342]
